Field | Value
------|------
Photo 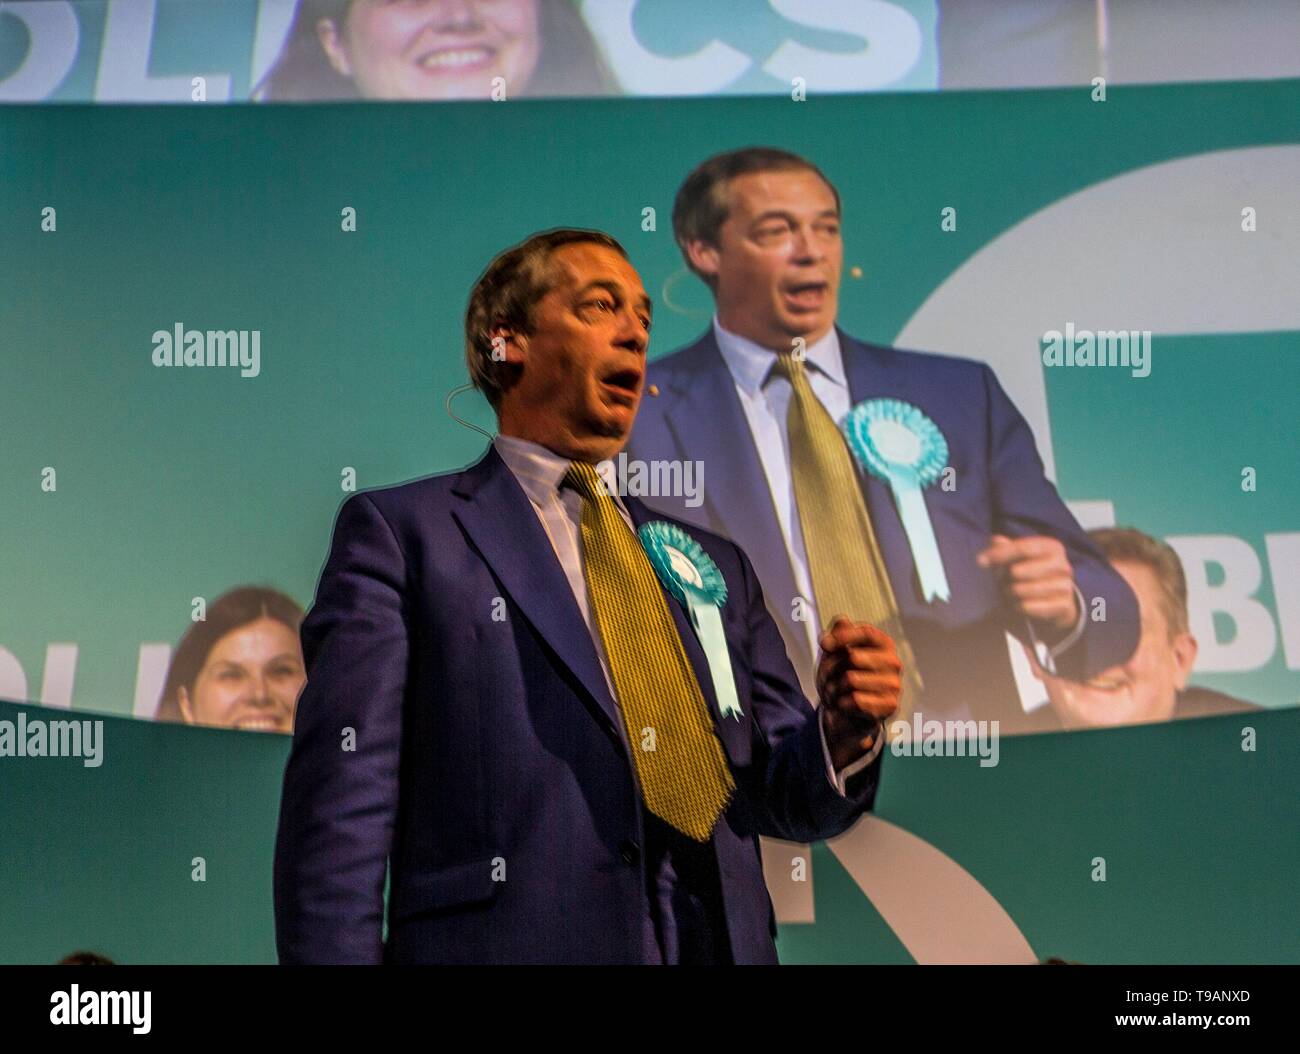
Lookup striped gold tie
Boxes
[771,352,923,726]
[564,461,735,842]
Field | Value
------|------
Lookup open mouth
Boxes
[782,281,829,309]
[601,368,642,404]
[414,45,497,72]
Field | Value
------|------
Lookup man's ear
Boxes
[317,18,353,77]
[488,323,528,366]
[683,238,721,284]
[1171,632,1198,691]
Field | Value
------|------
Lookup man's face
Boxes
[496,242,651,463]
[1035,560,1196,728]
[686,168,842,351]
[320,0,541,101]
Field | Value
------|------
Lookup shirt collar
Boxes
[711,314,848,396]
[493,433,634,519]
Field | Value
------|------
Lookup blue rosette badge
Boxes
[638,521,743,720]
[841,398,952,603]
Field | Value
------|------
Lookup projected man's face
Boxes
[320,0,541,100]
[686,167,843,352]
[178,617,305,734]
[495,242,652,464]
[1031,560,1197,728]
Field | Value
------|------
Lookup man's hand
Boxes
[816,616,902,771]
[976,533,1079,632]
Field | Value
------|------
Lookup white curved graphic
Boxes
[0,1,79,100]
[829,815,1037,964]
[897,145,1300,480]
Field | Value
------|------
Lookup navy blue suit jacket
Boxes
[627,328,1140,728]
[273,443,880,965]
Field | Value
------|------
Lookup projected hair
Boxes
[672,146,842,287]
[155,586,305,723]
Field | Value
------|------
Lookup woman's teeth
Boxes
[419,49,491,70]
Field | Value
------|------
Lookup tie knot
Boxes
[563,460,608,501]
[771,351,807,383]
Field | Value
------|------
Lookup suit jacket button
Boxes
[619,840,641,865]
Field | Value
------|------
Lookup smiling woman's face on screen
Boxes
[178,617,305,733]
[317,0,542,100]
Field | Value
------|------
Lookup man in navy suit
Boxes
[628,147,1140,731]
[273,228,902,964]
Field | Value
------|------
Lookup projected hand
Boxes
[977,533,1080,631]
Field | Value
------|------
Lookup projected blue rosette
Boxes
[841,398,952,603]
[638,521,743,720]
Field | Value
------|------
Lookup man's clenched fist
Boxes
[816,616,903,770]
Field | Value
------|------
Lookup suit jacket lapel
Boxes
[451,446,626,740]
[838,325,897,411]
[838,329,925,605]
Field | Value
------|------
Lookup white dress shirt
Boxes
[492,433,881,798]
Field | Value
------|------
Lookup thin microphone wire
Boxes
[445,382,495,440]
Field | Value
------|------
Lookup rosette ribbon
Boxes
[638,521,743,720]
[841,398,952,603]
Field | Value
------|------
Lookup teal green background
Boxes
[0,78,1297,962]
[2,698,1295,964]
[1049,332,1299,704]
[2,78,1297,717]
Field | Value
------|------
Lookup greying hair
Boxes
[465,228,627,409]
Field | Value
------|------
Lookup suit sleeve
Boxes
[273,492,409,964]
[734,540,881,842]
[980,363,1139,680]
